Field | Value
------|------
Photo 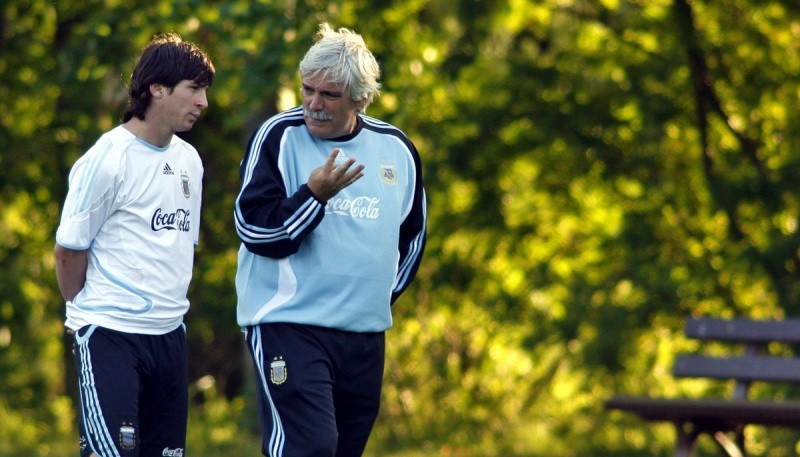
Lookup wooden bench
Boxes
[605,316,800,457]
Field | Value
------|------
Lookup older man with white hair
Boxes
[234,22,427,457]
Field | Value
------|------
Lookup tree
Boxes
[3,0,800,455]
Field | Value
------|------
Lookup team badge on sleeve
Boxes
[181,171,191,198]
[270,356,287,385]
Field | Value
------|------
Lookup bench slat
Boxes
[685,317,800,344]
[673,354,800,383]
[606,396,800,427]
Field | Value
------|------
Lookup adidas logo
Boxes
[163,163,174,175]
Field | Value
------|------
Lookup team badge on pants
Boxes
[119,423,136,450]
[270,356,287,385]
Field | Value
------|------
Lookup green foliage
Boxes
[4,0,800,455]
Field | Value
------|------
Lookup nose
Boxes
[308,92,324,110]
[197,88,209,110]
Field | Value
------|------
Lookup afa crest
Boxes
[181,171,191,199]
[119,423,136,450]
[380,165,397,185]
[270,356,287,385]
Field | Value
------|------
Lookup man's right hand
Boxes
[307,148,365,202]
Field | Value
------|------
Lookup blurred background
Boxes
[3,0,800,455]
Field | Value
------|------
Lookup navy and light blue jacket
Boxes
[234,106,426,332]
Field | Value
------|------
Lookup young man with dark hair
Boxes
[54,33,215,457]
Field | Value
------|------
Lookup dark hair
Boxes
[123,33,215,122]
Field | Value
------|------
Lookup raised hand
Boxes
[307,148,365,202]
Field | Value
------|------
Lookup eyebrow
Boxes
[302,83,342,98]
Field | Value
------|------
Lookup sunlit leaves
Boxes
[5,0,800,455]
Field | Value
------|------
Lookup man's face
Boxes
[301,74,365,139]
[154,79,209,133]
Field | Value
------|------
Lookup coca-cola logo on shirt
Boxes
[326,196,380,219]
[151,208,191,232]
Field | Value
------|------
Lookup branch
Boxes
[672,0,745,240]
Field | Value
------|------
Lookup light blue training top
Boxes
[234,107,426,332]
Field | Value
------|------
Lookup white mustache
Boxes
[304,109,333,121]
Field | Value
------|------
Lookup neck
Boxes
[348,115,360,134]
[123,117,172,148]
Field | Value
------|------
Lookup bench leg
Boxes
[736,428,746,457]
[674,422,699,457]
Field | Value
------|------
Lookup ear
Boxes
[354,98,368,113]
[150,84,166,98]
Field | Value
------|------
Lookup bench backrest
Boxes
[673,317,800,398]
[685,317,800,344]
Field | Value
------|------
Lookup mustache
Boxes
[304,108,333,121]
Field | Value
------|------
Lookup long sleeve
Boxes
[391,143,427,303]
[234,109,325,258]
